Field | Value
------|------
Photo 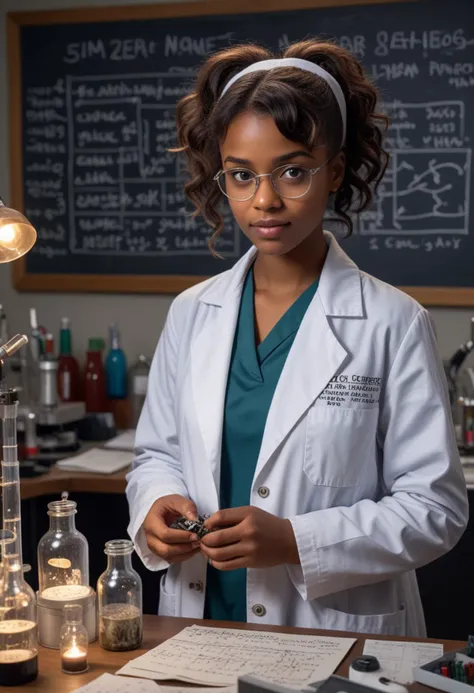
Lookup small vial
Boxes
[59,604,88,675]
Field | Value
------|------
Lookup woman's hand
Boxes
[143,494,201,564]
[200,507,300,570]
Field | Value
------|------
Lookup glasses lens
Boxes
[271,166,312,198]
[217,170,257,201]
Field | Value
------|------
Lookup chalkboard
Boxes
[8,0,474,303]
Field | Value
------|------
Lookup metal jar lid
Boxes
[37,585,95,609]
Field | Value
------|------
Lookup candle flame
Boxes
[64,644,86,659]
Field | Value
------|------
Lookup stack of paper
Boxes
[56,448,132,474]
[116,625,356,688]
[104,429,136,451]
[74,672,160,692]
[362,639,443,684]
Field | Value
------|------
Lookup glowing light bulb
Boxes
[0,203,36,263]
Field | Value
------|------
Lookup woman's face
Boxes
[218,110,345,256]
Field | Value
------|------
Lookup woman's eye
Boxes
[281,167,304,179]
[232,170,253,183]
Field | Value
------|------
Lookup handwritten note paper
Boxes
[116,625,356,688]
[104,429,136,451]
[74,672,160,692]
[56,448,132,474]
[363,639,443,684]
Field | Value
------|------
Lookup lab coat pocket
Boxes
[304,405,378,487]
[158,571,176,617]
[323,602,406,636]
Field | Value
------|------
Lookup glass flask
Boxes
[37,493,89,597]
[0,388,38,685]
[59,604,88,674]
[97,540,142,651]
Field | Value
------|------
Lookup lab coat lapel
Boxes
[190,248,257,492]
[255,234,363,480]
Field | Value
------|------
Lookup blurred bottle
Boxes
[45,332,54,355]
[0,304,8,346]
[105,324,127,400]
[84,338,107,413]
[129,355,150,428]
[57,318,81,402]
[39,336,58,409]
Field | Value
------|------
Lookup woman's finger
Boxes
[201,524,243,548]
[210,556,248,571]
[200,540,246,562]
[147,534,200,561]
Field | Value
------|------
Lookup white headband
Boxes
[219,57,347,146]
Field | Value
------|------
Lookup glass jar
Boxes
[59,604,88,674]
[37,495,89,597]
[97,540,142,651]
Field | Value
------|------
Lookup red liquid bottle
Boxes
[84,338,108,413]
[57,318,81,402]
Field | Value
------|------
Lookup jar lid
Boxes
[37,585,95,609]
[47,499,77,517]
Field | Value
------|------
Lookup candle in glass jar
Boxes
[61,644,88,674]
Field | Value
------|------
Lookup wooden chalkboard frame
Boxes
[9,0,474,305]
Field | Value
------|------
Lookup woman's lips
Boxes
[252,223,291,239]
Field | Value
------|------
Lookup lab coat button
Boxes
[189,581,203,592]
[258,486,270,498]
[252,604,266,617]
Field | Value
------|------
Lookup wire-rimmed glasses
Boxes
[213,160,329,201]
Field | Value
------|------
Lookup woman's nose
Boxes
[253,176,283,210]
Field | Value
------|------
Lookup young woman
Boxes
[126,40,468,635]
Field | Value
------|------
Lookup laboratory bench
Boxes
[18,465,474,642]
[15,615,468,692]
[20,465,127,499]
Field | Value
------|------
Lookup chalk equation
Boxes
[64,72,241,257]
[24,77,472,259]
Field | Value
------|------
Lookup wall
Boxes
[0,0,473,366]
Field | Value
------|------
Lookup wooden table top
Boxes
[20,466,128,500]
[18,615,465,692]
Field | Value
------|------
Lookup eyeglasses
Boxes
[213,160,330,202]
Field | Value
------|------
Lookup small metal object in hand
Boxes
[169,515,210,539]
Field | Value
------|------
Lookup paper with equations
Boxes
[363,639,443,684]
[14,0,474,295]
[115,625,356,687]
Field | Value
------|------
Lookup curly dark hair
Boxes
[173,39,389,252]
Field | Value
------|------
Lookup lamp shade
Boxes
[0,201,36,263]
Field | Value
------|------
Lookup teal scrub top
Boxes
[205,266,319,622]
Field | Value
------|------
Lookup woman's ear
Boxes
[330,151,346,192]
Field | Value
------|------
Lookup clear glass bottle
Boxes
[59,604,88,674]
[97,540,142,651]
[37,494,89,597]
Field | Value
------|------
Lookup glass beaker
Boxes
[59,604,88,674]
[37,495,89,596]
[97,539,142,651]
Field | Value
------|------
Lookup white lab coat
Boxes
[127,232,468,636]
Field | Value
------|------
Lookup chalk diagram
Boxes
[66,74,471,251]
[357,101,471,235]
[66,73,240,256]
